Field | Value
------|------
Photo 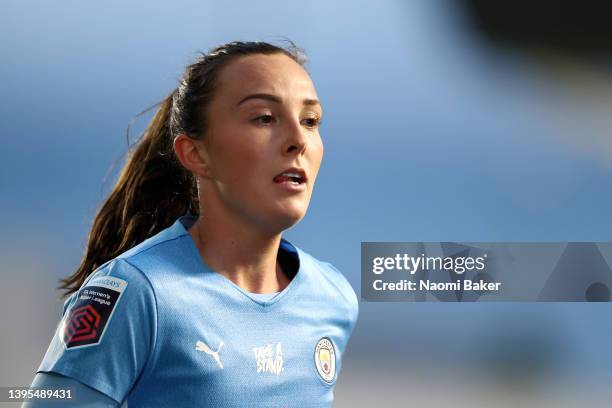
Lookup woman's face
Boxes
[200,53,324,234]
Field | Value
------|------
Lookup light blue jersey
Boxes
[37,214,359,407]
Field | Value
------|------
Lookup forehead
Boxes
[214,53,317,104]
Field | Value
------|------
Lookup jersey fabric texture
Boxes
[25,372,118,408]
[37,214,359,407]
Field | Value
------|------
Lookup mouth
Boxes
[272,167,307,186]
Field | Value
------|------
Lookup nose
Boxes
[281,118,307,156]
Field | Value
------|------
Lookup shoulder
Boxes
[63,256,156,320]
[64,256,157,315]
[296,246,359,321]
[84,257,152,292]
[115,226,186,267]
[111,218,197,282]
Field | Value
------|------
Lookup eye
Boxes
[301,116,321,129]
[253,114,275,125]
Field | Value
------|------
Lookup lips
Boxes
[273,167,307,185]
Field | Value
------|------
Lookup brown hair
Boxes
[59,40,307,298]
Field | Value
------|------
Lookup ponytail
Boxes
[59,40,306,298]
[59,90,199,297]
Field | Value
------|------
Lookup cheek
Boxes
[213,139,269,193]
[310,137,324,177]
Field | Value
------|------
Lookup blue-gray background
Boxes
[2,0,612,406]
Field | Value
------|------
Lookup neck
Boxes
[187,212,290,294]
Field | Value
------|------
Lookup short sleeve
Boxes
[24,372,119,407]
[36,258,157,404]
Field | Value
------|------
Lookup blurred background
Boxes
[2,0,612,406]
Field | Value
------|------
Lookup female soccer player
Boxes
[26,41,358,407]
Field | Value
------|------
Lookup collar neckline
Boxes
[172,214,304,307]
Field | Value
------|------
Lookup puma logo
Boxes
[195,340,224,369]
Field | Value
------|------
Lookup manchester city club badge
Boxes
[314,337,336,383]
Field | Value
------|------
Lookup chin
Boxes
[253,198,309,233]
[263,206,306,233]
[276,210,305,230]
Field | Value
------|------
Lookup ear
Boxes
[173,134,212,179]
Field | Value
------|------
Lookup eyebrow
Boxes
[237,93,320,107]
